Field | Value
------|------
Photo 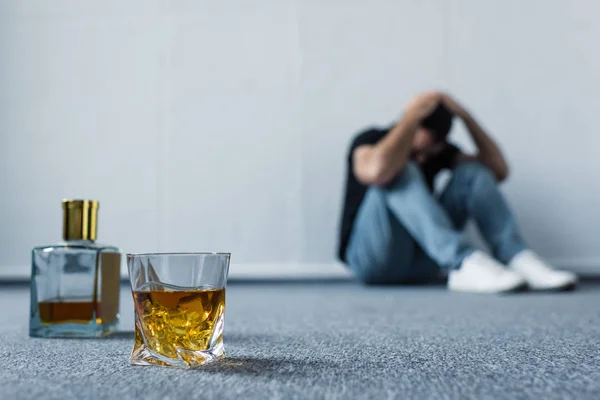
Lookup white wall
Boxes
[2,0,599,279]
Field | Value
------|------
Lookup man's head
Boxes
[411,102,454,163]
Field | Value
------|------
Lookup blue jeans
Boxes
[345,161,527,285]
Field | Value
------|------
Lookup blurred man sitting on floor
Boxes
[338,91,577,293]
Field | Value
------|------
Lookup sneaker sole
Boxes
[528,281,577,292]
[448,281,528,294]
[499,281,528,294]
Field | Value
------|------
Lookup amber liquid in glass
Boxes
[133,287,226,360]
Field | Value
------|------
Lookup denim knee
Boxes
[453,161,496,185]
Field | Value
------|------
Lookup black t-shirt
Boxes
[337,128,461,262]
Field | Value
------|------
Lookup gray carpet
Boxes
[1,282,600,399]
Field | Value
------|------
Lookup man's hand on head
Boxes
[440,94,468,118]
[353,91,443,186]
[439,93,509,181]
[404,91,443,122]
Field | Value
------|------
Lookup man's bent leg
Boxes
[438,161,527,263]
[347,162,527,292]
[382,162,475,269]
[346,188,420,285]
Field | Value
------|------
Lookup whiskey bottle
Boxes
[29,199,121,338]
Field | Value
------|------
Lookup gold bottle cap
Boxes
[62,199,99,241]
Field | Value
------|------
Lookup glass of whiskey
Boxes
[127,252,230,369]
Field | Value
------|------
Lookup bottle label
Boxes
[100,252,121,324]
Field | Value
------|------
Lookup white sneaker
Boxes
[508,250,578,291]
[448,251,526,293]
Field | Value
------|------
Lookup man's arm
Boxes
[441,94,510,181]
[353,91,441,186]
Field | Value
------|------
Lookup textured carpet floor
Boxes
[1,282,600,399]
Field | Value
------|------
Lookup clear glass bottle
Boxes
[29,199,121,338]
